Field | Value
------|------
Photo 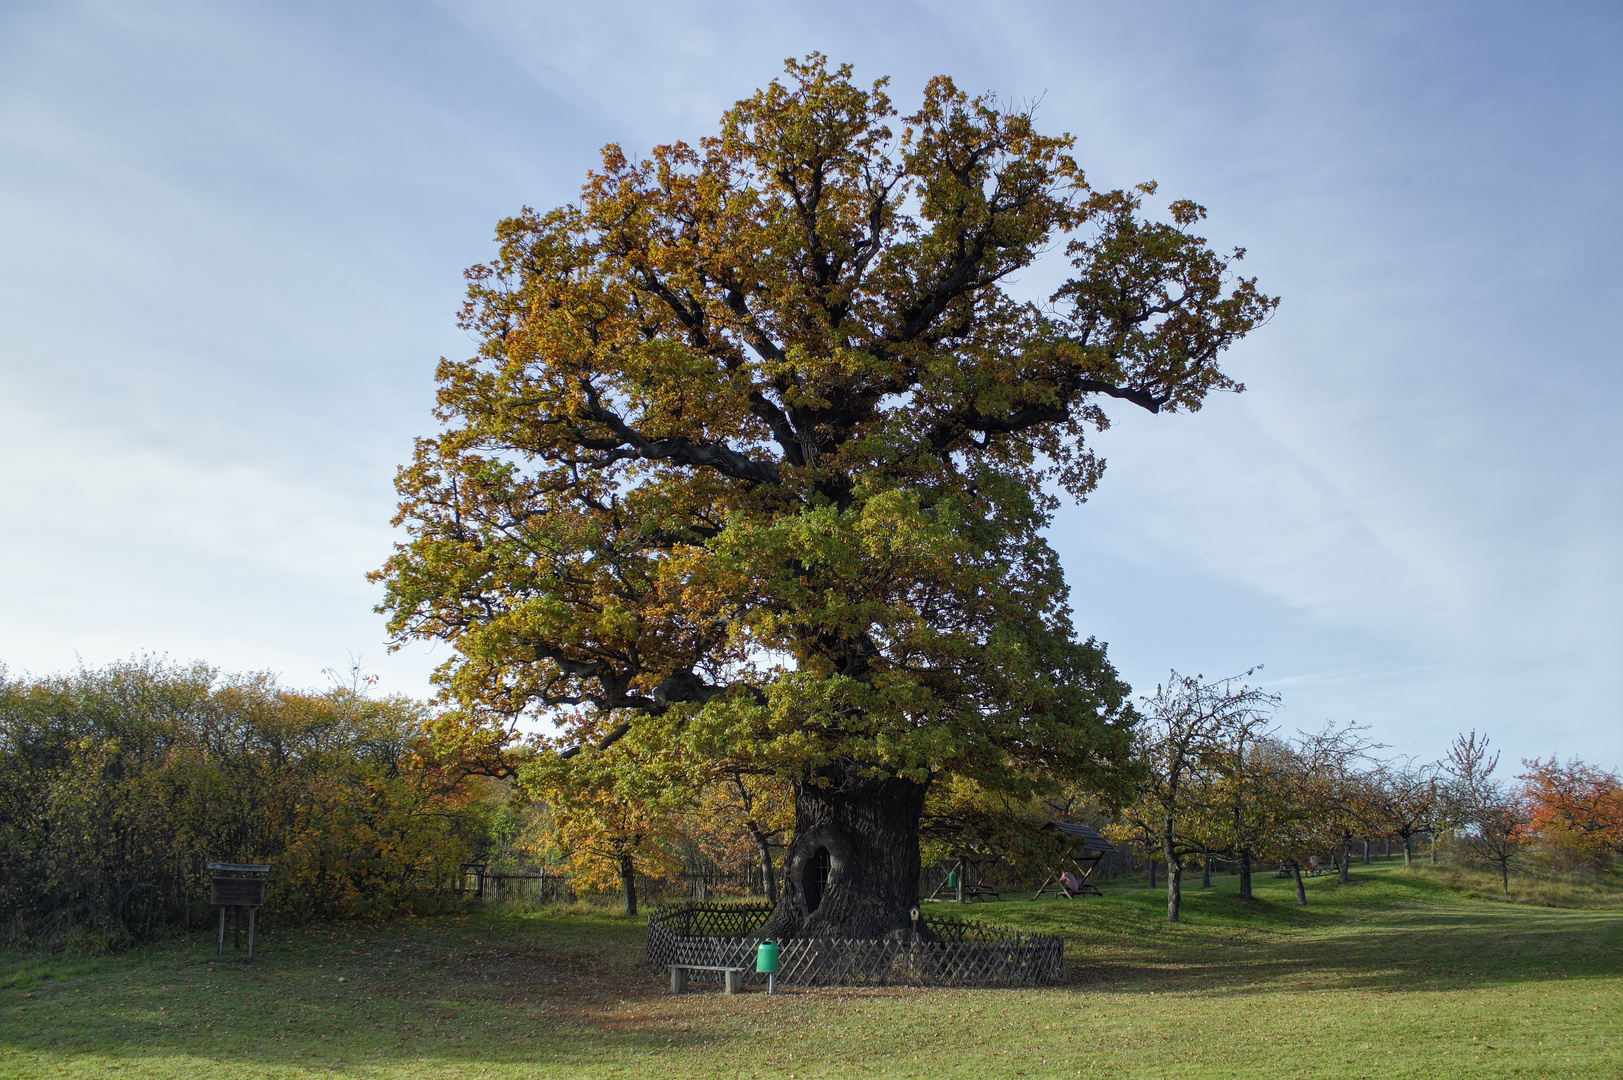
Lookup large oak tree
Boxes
[375,57,1277,939]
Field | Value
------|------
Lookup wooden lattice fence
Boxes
[646,901,1063,988]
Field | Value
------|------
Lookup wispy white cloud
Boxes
[1,0,1617,766]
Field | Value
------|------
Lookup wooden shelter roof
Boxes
[1043,820,1119,853]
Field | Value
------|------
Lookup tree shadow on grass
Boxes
[4,881,1622,1075]
[1038,873,1623,997]
[0,909,702,1075]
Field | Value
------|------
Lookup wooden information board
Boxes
[205,862,271,960]
[210,877,266,907]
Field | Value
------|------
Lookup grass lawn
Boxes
[2,863,1618,1079]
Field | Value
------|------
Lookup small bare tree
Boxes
[1443,731,1529,894]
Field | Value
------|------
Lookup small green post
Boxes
[756,940,780,994]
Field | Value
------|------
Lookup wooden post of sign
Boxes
[209,863,270,961]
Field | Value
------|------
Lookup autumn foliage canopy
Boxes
[1518,756,1623,870]
[374,56,1278,937]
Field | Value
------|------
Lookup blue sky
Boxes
[2,1,1618,770]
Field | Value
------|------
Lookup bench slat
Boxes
[668,964,746,995]
[668,964,745,971]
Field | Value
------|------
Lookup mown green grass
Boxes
[1394,860,1623,909]
[2,864,1618,1079]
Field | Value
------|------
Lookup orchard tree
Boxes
[1368,758,1443,866]
[1201,684,1281,899]
[1331,768,1385,881]
[1517,757,1623,872]
[1260,723,1372,905]
[1118,670,1277,922]
[375,57,1277,940]
[1443,731,1528,894]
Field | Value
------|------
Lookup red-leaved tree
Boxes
[1517,757,1623,872]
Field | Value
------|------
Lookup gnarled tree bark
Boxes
[759,761,927,941]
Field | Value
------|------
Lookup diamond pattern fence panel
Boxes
[646,901,1062,987]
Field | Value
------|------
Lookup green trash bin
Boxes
[756,940,780,994]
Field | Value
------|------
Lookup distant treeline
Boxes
[5,659,1617,949]
[0,659,489,951]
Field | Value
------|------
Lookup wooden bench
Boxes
[668,964,747,995]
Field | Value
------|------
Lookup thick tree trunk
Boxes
[1500,861,1509,895]
[1362,839,1370,864]
[1338,844,1350,884]
[618,854,638,917]
[1238,849,1253,900]
[1403,836,1412,866]
[1291,862,1307,906]
[1201,851,1211,889]
[1148,855,1157,889]
[747,822,779,905]
[758,763,927,941]
[1430,834,1437,865]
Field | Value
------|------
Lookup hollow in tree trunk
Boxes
[1291,861,1307,906]
[1238,849,1253,900]
[758,762,928,941]
[619,854,638,916]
